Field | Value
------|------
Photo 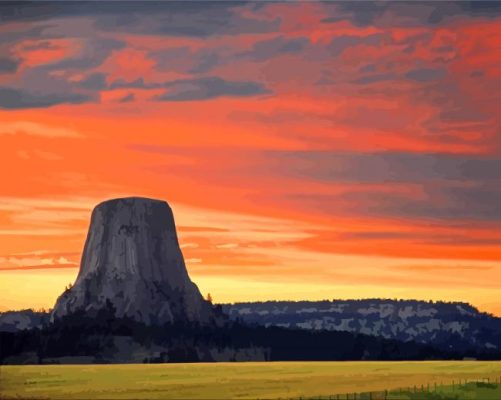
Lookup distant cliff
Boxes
[223,299,501,352]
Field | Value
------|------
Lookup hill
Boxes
[223,299,501,353]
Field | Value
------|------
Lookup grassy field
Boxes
[2,361,501,399]
[385,382,501,400]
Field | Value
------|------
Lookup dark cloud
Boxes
[406,68,446,82]
[0,58,107,109]
[0,36,124,109]
[18,40,56,51]
[0,2,244,22]
[152,47,223,75]
[470,70,484,78]
[0,87,91,109]
[118,93,135,103]
[359,63,377,73]
[112,2,279,38]
[238,36,310,62]
[156,77,271,101]
[428,1,501,23]
[2,1,499,41]
[322,1,501,27]
[43,38,125,70]
[433,45,455,53]
[287,182,501,222]
[272,151,501,184]
[270,150,501,221]
[0,57,19,73]
[127,144,501,222]
[188,52,220,74]
[0,33,124,107]
[329,33,384,57]
[0,25,48,45]
[152,36,308,76]
[340,230,501,246]
[109,78,154,90]
[109,76,271,102]
[2,1,280,38]
[343,184,501,221]
[439,185,501,219]
[77,72,107,90]
[415,79,497,135]
[351,73,395,85]
[439,108,490,123]
[322,2,385,26]
[128,145,501,224]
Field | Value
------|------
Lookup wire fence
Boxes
[274,376,501,400]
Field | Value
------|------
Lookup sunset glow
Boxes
[1,2,501,314]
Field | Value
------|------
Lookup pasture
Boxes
[2,361,501,399]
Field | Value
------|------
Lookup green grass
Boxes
[383,382,501,400]
[2,361,501,399]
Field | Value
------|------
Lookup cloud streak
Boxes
[0,121,83,138]
[0,87,91,109]
[157,77,271,101]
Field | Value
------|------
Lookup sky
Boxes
[0,1,501,315]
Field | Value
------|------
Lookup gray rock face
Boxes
[51,197,214,325]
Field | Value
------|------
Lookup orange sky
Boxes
[1,2,501,315]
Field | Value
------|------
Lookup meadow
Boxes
[2,361,501,399]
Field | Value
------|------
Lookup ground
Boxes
[2,361,501,399]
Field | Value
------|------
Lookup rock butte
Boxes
[51,197,215,325]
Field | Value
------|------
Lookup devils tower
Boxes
[51,197,215,325]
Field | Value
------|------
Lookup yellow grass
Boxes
[2,361,501,399]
